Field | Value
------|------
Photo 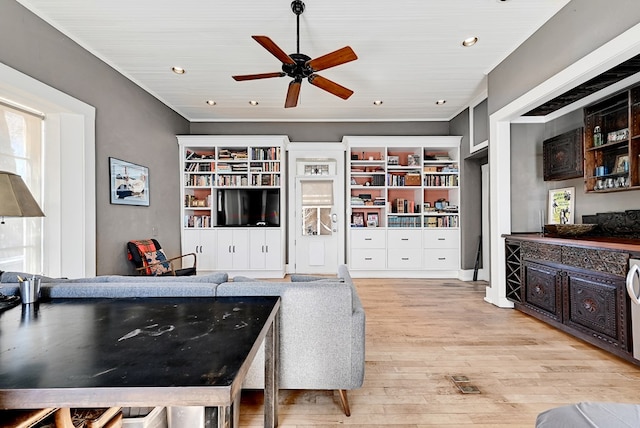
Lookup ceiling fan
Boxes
[232,0,358,108]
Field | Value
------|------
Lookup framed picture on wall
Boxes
[109,157,150,206]
[548,187,574,225]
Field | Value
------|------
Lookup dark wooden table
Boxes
[0,296,280,427]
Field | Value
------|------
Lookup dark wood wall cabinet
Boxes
[584,85,640,192]
[505,234,640,364]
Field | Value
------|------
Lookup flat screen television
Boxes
[217,188,280,227]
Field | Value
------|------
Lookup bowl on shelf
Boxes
[544,223,598,237]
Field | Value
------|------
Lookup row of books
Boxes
[184,174,212,187]
[392,198,419,214]
[424,175,459,187]
[251,147,281,160]
[217,175,248,186]
[250,162,280,172]
[251,175,281,186]
[184,215,213,228]
[185,162,212,172]
[388,215,421,228]
[424,215,459,228]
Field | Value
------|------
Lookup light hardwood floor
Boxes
[239,277,640,427]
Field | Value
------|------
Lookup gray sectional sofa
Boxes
[0,265,365,417]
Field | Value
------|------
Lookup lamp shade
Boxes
[0,171,45,217]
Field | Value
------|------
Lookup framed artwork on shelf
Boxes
[615,154,629,173]
[548,187,574,225]
[109,157,150,206]
[367,213,379,227]
[352,212,365,227]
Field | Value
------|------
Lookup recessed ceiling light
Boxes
[435,99,446,105]
[373,100,383,106]
[206,100,216,106]
[172,66,185,74]
[462,37,478,47]
[249,100,259,106]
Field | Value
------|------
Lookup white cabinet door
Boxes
[249,229,282,270]
[182,229,216,271]
[217,228,250,270]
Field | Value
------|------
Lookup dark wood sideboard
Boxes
[505,234,640,364]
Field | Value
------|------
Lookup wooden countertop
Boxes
[504,233,640,255]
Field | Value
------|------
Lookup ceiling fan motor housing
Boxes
[282,53,313,78]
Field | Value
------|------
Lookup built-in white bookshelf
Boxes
[177,135,288,278]
[344,136,461,277]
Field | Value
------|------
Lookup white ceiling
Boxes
[16,0,570,122]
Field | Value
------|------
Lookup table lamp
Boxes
[0,171,45,224]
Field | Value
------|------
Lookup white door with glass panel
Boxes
[288,145,345,274]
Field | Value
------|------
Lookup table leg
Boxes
[264,314,279,427]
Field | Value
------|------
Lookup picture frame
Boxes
[548,187,574,225]
[109,157,150,206]
[352,212,365,227]
[615,154,629,173]
[407,154,420,166]
[367,213,379,227]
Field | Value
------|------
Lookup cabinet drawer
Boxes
[388,251,422,269]
[423,229,459,249]
[387,231,422,249]
[350,249,386,270]
[423,249,459,270]
[351,229,386,248]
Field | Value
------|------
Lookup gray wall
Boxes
[1,0,190,275]
[511,109,639,233]
[488,0,640,115]
[450,108,485,270]
[191,121,450,141]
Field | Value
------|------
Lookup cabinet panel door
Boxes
[216,229,235,269]
[350,229,386,249]
[249,229,282,270]
[387,230,422,249]
[423,249,459,270]
[423,229,459,249]
[565,270,630,352]
[263,229,282,269]
[388,251,421,269]
[182,229,216,271]
[523,261,562,322]
[350,249,386,270]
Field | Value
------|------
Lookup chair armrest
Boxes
[135,253,197,275]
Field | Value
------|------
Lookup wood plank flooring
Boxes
[239,278,640,427]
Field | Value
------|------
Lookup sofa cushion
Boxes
[290,274,344,283]
[232,276,259,282]
[144,249,171,275]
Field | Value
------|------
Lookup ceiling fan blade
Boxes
[285,79,302,108]
[307,46,357,72]
[308,74,354,100]
[232,72,285,81]
[252,35,296,65]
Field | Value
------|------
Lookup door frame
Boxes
[286,142,346,274]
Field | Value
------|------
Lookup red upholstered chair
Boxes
[127,239,196,276]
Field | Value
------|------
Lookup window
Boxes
[0,103,44,273]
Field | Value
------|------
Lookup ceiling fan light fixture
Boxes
[206,100,216,106]
[172,66,186,74]
[373,100,383,106]
[249,100,259,106]
[436,99,446,105]
[462,37,478,47]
